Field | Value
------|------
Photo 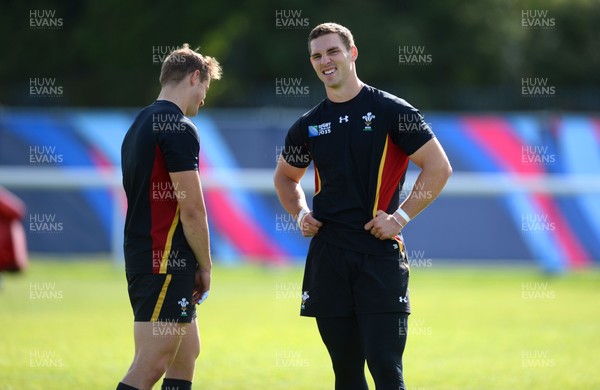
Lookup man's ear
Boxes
[189,69,201,85]
[351,46,358,62]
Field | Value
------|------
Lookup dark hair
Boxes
[308,23,355,52]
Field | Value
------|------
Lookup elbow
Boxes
[273,166,284,187]
[179,205,206,224]
[444,160,453,180]
[273,173,283,196]
[428,158,452,181]
[273,170,298,194]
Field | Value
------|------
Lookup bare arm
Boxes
[169,170,212,300]
[273,158,322,237]
[400,137,452,220]
[365,138,452,239]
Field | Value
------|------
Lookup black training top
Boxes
[121,100,199,274]
[282,85,434,255]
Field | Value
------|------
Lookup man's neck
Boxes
[325,76,364,103]
[156,88,186,115]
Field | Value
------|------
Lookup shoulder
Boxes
[290,99,327,130]
[180,115,197,131]
[158,101,198,134]
[131,103,157,124]
[368,86,417,114]
[300,99,327,121]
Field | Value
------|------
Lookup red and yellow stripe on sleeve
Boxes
[372,134,409,217]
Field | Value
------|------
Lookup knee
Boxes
[192,341,200,360]
[182,338,200,362]
[177,347,199,370]
[131,355,173,386]
[326,345,360,371]
[170,345,199,373]
[365,353,403,386]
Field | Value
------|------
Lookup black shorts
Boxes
[300,235,411,317]
[126,273,197,323]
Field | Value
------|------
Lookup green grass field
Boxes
[1,259,599,390]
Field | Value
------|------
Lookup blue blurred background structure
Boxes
[1,110,598,272]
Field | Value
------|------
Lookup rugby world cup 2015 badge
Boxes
[308,122,331,137]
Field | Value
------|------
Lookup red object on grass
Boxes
[0,187,28,272]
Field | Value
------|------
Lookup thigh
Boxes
[316,316,364,356]
[132,321,185,367]
[165,318,199,380]
[171,318,199,360]
[356,312,408,354]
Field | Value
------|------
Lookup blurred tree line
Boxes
[1,0,598,110]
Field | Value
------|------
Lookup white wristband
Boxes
[390,214,403,228]
[196,290,209,305]
[296,208,310,229]
[395,207,411,224]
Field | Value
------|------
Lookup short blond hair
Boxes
[159,43,222,86]
[308,23,355,53]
